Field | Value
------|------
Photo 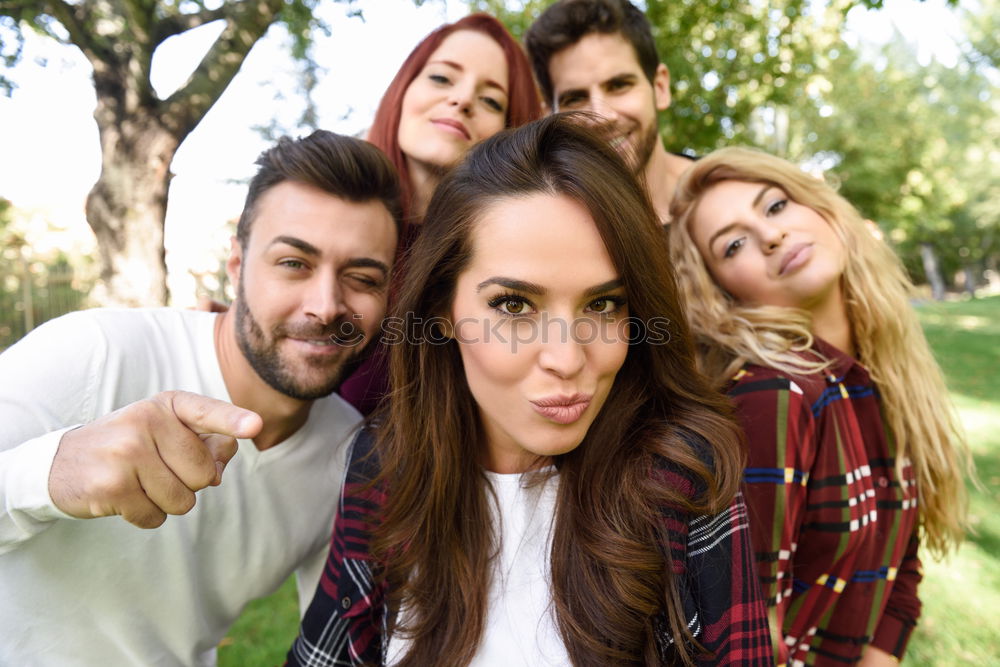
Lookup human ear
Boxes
[225,237,243,293]
[653,63,671,111]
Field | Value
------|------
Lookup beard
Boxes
[593,117,659,176]
[626,120,659,176]
[234,281,367,401]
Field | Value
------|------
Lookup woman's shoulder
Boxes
[727,361,829,404]
[342,424,386,506]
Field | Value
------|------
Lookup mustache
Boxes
[583,116,626,141]
[280,316,366,348]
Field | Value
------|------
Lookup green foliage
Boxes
[962,0,999,68]
[0,196,11,231]
[469,0,929,152]
[0,15,23,94]
[805,34,1000,285]
[0,202,92,350]
[470,0,996,289]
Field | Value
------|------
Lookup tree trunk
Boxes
[986,254,1000,291]
[27,0,290,306]
[919,242,946,301]
[86,112,178,307]
[961,264,977,298]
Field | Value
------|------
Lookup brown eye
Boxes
[586,296,625,315]
[503,299,525,314]
[488,295,534,316]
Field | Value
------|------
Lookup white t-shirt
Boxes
[0,308,361,666]
[386,470,571,666]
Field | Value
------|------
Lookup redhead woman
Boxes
[339,13,543,414]
[286,116,771,665]
[367,13,542,223]
[667,147,971,666]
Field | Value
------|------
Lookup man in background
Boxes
[526,0,694,222]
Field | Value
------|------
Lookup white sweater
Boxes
[0,308,361,666]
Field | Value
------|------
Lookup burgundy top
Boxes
[730,338,921,665]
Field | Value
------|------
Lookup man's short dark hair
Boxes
[236,130,403,249]
[525,0,661,106]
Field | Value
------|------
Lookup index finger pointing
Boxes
[159,390,263,440]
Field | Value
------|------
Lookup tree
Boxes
[0,1,329,306]
[471,0,988,294]
[803,32,1000,293]
[962,0,999,69]
[467,0,937,154]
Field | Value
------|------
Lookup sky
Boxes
[0,0,968,304]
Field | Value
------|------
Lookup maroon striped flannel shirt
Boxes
[730,338,921,665]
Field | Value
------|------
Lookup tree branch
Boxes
[0,0,47,20]
[120,0,156,46]
[42,0,111,61]
[152,5,229,48]
[159,0,285,139]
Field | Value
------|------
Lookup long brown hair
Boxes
[370,115,744,665]
[367,13,542,223]
[668,146,971,557]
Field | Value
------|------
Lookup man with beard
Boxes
[525,0,693,223]
[0,130,400,665]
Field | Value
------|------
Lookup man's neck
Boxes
[214,311,313,451]
[643,140,693,224]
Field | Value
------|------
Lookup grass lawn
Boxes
[218,576,298,666]
[904,294,1000,665]
[218,294,1000,666]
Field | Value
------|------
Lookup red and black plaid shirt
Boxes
[730,338,921,665]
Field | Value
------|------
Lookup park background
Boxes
[0,0,997,664]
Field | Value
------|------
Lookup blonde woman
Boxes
[667,147,970,666]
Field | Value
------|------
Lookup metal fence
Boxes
[0,256,90,351]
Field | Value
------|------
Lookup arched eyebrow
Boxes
[555,72,636,110]
[268,235,320,256]
[706,185,774,251]
[268,236,389,277]
[752,185,774,209]
[582,279,623,298]
[476,277,544,294]
[475,277,623,297]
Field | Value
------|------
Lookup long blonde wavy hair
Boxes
[667,146,970,557]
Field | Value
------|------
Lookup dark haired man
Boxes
[525,0,692,222]
[0,131,399,664]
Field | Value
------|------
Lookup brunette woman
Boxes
[667,147,971,666]
[339,13,543,414]
[286,116,771,666]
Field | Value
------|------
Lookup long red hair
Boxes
[367,13,542,223]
